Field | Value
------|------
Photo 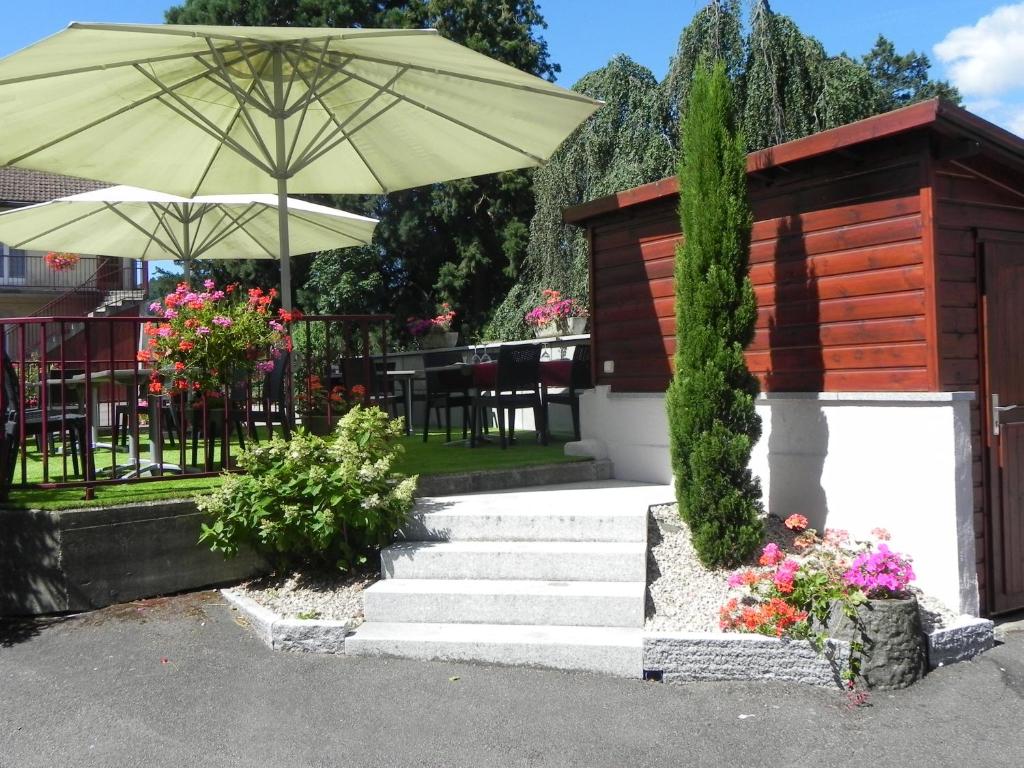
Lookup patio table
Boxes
[49,369,181,477]
[420,360,572,446]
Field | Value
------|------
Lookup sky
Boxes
[2,2,1022,272]
[2,2,1020,130]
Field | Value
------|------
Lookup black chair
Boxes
[1,352,90,493]
[246,353,292,441]
[191,379,248,471]
[543,344,592,442]
[472,345,546,449]
[337,356,407,423]
[421,350,472,443]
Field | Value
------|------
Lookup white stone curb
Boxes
[221,589,356,653]
[220,588,995,682]
[643,632,851,688]
[926,617,994,668]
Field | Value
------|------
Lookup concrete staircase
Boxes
[345,480,673,677]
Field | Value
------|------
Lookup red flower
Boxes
[178,341,195,352]
[136,350,152,362]
[174,361,186,372]
[148,381,163,394]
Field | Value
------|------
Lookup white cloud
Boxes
[934,4,1024,98]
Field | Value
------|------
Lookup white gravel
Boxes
[645,502,961,633]
[227,569,377,622]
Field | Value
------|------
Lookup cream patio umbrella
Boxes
[0,24,601,308]
[0,185,378,281]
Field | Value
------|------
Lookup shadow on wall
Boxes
[0,509,68,628]
[766,214,829,527]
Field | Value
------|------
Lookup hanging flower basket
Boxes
[44,252,80,272]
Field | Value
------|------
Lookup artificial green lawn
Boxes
[3,428,587,511]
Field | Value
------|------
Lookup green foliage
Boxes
[861,34,961,112]
[486,55,675,340]
[198,406,418,571]
[666,62,763,569]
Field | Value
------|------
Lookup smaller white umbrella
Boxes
[0,185,378,279]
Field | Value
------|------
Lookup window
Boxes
[0,243,26,285]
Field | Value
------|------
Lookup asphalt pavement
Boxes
[1,591,1022,768]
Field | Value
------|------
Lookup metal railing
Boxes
[0,313,393,500]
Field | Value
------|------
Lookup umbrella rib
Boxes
[2,52,252,168]
[188,66,274,197]
[202,41,274,116]
[285,210,373,247]
[330,50,600,107]
[0,47,233,87]
[303,53,547,165]
[193,61,278,170]
[190,204,263,257]
[87,202,180,259]
[143,203,188,258]
[280,44,335,169]
[207,204,277,258]
[1,205,109,250]
[289,98,402,178]
[71,23,438,46]
[288,63,406,175]
[133,64,276,173]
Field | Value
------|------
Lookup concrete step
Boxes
[403,481,670,543]
[363,579,646,628]
[345,621,643,677]
[381,541,647,582]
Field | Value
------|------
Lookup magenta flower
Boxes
[204,279,215,290]
[212,315,233,327]
[256,360,275,373]
[196,326,211,336]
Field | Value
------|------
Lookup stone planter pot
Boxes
[420,330,458,349]
[533,317,587,338]
[827,596,926,689]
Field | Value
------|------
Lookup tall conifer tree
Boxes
[666,62,763,568]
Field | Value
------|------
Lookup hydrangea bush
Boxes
[198,406,417,571]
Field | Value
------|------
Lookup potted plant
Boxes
[407,303,458,349]
[720,518,926,691]
[138,280,294,401]
[296,374,364,435]
[524,289,588,338]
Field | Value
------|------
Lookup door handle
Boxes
[992,393,1023,436]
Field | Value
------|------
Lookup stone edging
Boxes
[224,588,995,686]
[221,589,354,653]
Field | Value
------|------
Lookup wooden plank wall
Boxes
[932,153,1024,613]
[589,135,931,394]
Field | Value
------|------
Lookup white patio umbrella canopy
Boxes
[0,185,378,278]
[0,24,601,308]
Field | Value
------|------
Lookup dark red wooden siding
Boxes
[588,135,932,393]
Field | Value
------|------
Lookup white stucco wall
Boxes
[575,386,980,616]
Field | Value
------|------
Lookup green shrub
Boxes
[666,61,763,569]
[198,406,417,571]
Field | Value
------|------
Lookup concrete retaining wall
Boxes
[1,500,266,616]
[577,387,980,616]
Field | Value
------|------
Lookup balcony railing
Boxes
[0,313,393,500]
[0,253,144,293]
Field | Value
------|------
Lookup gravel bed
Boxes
[228,569,377,622]
[645,502,960,633]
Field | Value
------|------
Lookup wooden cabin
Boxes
[564,99,1024,616]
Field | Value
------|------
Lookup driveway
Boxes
[1,592,1022,768]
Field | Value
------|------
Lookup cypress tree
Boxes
[666,61,763,568]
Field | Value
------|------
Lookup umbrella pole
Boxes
[277,177,292,312]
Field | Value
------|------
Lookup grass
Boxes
[2,426,586,511]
